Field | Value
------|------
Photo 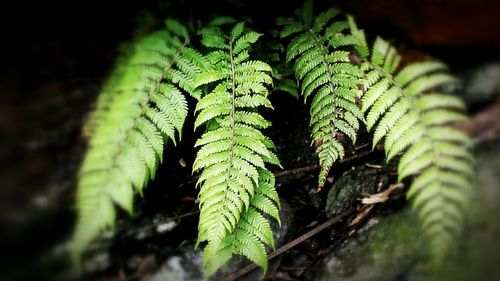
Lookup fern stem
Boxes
[307,28,338,128]
[227,37,238,242]
[229,38,237,168]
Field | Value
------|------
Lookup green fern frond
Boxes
[349,19,474,260]
[72,19,208,264]
[279,0,364,188]
[192,21,281,277]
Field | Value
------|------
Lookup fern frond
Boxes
[280,0,364,188]
[350,20,474,260]
[193,21,281,276]
[72,19,208,264]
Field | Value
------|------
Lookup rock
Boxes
[82,252,112,275]
[150,249,204,281]
[309,208,428,281]
[431,142,500,281]
[307,142,500,281]
[325,166,389,218]
[459,62,500,107]
[271,198,294,247]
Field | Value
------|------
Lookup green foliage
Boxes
[278,2,365,189]
[348,19,474,259]
[72,1,475,278]
[192,20,281,276]
[72,19,207,264]
[256,29,300,98]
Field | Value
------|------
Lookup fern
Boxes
[279,1,365,189]
[72,2,476,276]
[72,19,207,263]
[348,18,474,259]
[192,20,281,276]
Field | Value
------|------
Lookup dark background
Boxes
[1,0,499,280]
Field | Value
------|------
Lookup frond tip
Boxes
[192,20,281,277]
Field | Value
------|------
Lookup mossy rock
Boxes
[325,166,389,218]
[312,208,429,281]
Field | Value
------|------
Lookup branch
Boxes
[274,143,374,179]
[360,182,404,204]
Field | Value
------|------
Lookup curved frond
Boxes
[72,19,208,264]
[350,19,474,261]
